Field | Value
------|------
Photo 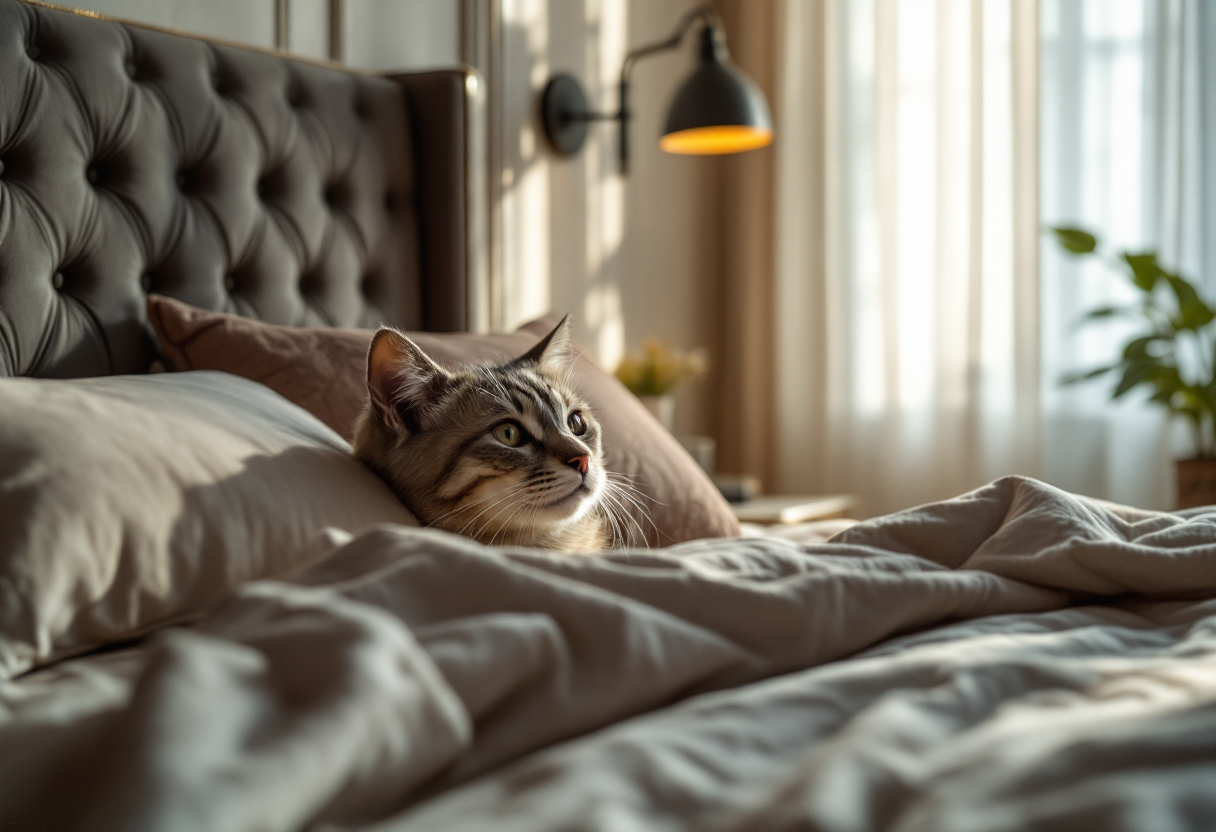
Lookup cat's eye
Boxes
[567,411,587,436]
[492,421,525,447]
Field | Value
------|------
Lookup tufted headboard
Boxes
[0,0,481,378]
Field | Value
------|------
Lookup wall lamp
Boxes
[540,5,772,174]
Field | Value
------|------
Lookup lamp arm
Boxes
[617,4,721,173]
[621,4,720,78]
[549,5,722,173]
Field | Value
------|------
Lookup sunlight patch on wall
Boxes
[579,0,626,368]
[501,0,552,331]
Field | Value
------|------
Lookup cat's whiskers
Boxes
[490,499,533,547]
[598,486,637,547]
[477,471,563,544]
[559,351,584,390]
[484,485,546,546]
[477,367,515,412]
[606,480,654,528]
[605,471,668,509]
[598,493,625,548]
[599,476,655,547]
[427,483,521,525]
[602,474,661,536]
[451,483,532,538]
[523,498,543,547]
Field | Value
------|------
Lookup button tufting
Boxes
[140,273,154,292]
[51,271,64,290]
[176,171,188,191]
[324,185,337,205]
[26,44,40,61]
[256,177,268,199]
[0,159,5,177]
[224,274,236,292]
[125,59,138,79]
[86,165,100,186]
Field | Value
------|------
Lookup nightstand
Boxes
[730,494,855,525]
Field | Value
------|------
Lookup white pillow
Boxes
[0,371,417,679]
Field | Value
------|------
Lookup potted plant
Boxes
[615,339,708,432]
[1050,226,1216,508]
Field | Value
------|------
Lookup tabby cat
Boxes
[353,317,642,551]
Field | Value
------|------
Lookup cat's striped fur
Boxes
[353,317,642,551]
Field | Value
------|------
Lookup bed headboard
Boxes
[0,0,480,378]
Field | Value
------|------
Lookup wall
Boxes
[64,0,459,70]
[497,0,720,436]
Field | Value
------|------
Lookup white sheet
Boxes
[1,476,1213,831]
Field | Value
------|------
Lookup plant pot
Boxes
[638,394,676,433]
[1175,458,1216,509]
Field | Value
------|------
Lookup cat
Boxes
[352,317,641,551]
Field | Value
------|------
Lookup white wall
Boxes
[66,0,278,46]
[63,0,460,70]
[343,0,460,71]
[619,1,720,437]
[497,0,718,435]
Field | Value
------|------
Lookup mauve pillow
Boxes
[0,371,417,680]
[148,295,740,547]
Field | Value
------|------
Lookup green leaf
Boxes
[1081,305,1130,320]
[1195,385,1216,416]
[1122,252,1162,292]
[1147,364,1185,397]
[1164,274,1216,330]
[1060,365,1116,385]
[1172,386,1207,414]
[1113,362,1154,398]
[1122,335,1167,360]
[1051,227,1098,254]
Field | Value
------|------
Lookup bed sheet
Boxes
[0,476,1212,831]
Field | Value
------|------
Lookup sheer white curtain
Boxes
[1040,0,1216,510]
[770,0,1040,516]
[757,0,1215,516]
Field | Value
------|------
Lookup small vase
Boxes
[1176,457,1216,509]
[639,394,676,433]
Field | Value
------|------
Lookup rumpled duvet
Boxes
[1,476,1214,831]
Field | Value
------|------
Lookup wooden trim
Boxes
[328,0,343,63]
[274,0,289,50]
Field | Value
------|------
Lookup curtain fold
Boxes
[715,0,1216,514]
[718,0,1041,517]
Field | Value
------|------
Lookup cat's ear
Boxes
[519,314,573,373]
[366,327,451,433]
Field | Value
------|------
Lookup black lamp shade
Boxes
[660,28,772,155]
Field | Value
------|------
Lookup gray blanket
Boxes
[1,476,1213,831]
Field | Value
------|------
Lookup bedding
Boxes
[1,475,1213,831]
[147,294,740,547]
[0,371,415,679]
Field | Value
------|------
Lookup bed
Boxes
[1,2,1215,830]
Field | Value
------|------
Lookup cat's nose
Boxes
[566,455,589,475]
